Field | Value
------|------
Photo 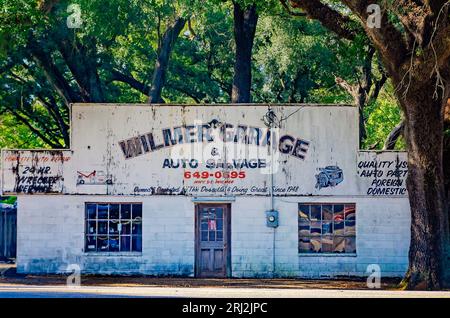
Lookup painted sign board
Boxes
[1,104,408,197]
[1,150,71,194]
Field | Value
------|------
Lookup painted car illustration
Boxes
[77,170,113,185]
[315,166,344,190]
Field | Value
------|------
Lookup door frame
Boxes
[194,203,232,278]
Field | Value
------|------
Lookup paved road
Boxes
[0,285,450,298]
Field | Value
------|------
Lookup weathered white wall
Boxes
[16,195,410,278]
[17,195,195,275]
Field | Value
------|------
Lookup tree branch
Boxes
[383,120,405,150]
[290,0,360,41]
[149,17,187,103]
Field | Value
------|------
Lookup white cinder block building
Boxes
[1,104,410,278]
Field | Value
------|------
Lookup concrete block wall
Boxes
[17,195,410,278]
[17,195,195,276]
[231,197,410,278]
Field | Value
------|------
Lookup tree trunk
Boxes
[149,17,186,103]
[397,82,449,289]
[231,2,258,103]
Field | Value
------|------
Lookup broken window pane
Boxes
[298,203,356,254]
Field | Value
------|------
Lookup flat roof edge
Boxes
[70,103,355,108]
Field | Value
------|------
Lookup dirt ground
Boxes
[0,263,402,290]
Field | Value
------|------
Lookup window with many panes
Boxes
[85,203,142,252]
[298,203,356,254]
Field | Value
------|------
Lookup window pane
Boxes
[209,231,215,241]
[216,231,223,241]
[97,204,109,219]
[97,236,108,251]
[322,221,333,235]
[201,221,208,231]
[215,208,223,218]
[109,204,120,219]
[121,236,131,252]
[345,237,356,253]
[310,221,321,236]
[109,236,120,252]
[109,220,119,234]
[132,235,142,252]
[298,203,356,254]
[298,205,310,223]
[299,204,309,220]
[217,219,223,230]
[98,221,108,234]
[85,236,96,251]
[322,205,333,221]
[334,221,344,235]
[299,223,310,236]
[333,236,345,253]
[345,205,356,221]
[201,231,208,241]
[87,221,97,235]
[132,204,142,219]
[322,236,333,252]
[132,221,142,235]
[310,237,321,252]
[299,238,311,253]
[345,220,356,235]
[121,204,131,219]
[87,204,97,219]
[310,205,321,221]
[121,221,131,234]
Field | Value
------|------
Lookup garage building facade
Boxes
[1,104,410,278]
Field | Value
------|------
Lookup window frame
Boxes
[298,202,356,255]
[84,202,143,253]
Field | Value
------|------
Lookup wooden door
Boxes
[195,204,231,278]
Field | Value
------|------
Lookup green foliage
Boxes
[363,82,405,150]
[0,0,402,151]
[0,113,48,149]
